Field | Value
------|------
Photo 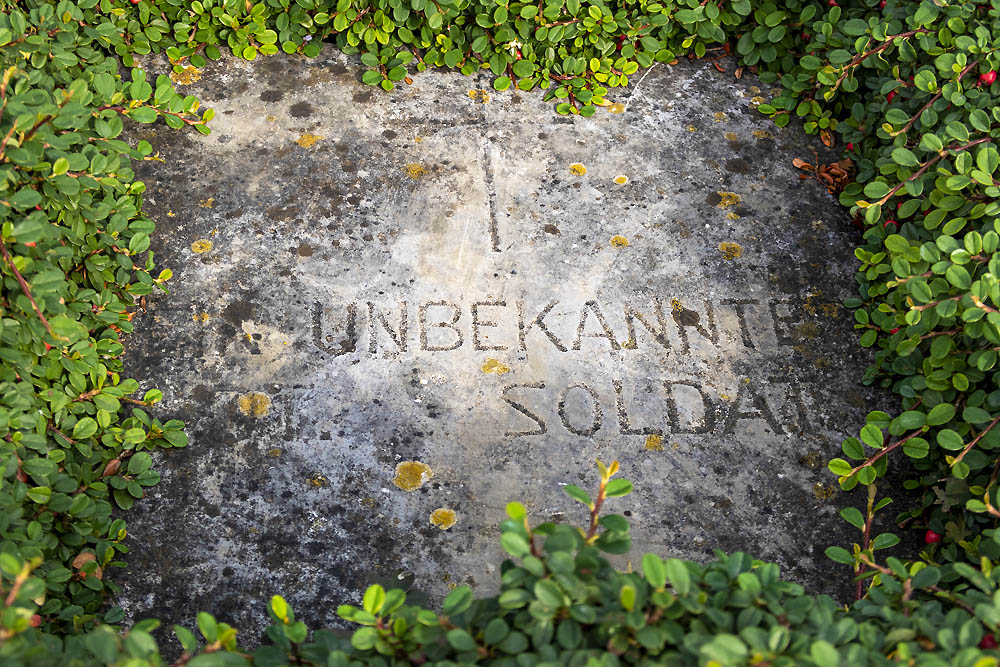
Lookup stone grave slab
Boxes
[116,50,878,638]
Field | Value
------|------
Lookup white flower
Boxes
[507,39,522,56]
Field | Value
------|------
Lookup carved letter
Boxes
[502,383,547,436]
[663,380,716,434]
[572,300,621,351]
[557,384,603,436]
[767,298,798,346]
[613,379,660,436]
[368,301,407,353]
[720,299,758,349]
[671,300,718,354]
[723,382,784,436]
[622,300,671,351]
[518,301,567,352]
[419,301,463,351]
[312,302,357,357]
[472,300,507,351]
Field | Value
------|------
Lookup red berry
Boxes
[828,0,838,5]
[925,529,942,544]
[980,71,998,86]
[883,219,898,228]
[887,90,896,103]
[879,0,886,7]
[890,327,899,334]
[44,343,51,351]
[847,142,854,150]
[130,0,140,4]
[981,634,998,650]
[24,241,35,247]
[29,615,41,628]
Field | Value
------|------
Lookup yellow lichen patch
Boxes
[404,163,426,179]
[430,508,457,530]
[237,392,271,417]
[569,163,587,176]
[720,393,732,402]
[295,133,324,148]
[813,483,837,501]
[468,89,491,103]
[718,242,743,260]
[749,96,764,106]
[644,434,664,452]
[361,496,377,508]
[726,212,740,220]
[724,132,739,142]
[198,198,214,209]
[192,312,211,322]
[481,358,511,375]
[687,125,697,132]
[713,112,726,122]
[393,461,433,491]
[167,210,175,217]
[609,235,629,247]
[265,114,277,122]
[190,239,214,254]
[170,66,202,86]
[715,192,741,209]
[267,448,282,457]
[613,175,629,185]
[670,298,683,312]
[608,102,625,114]
[414,135,424,143]
[751,130,773,139]
[821,303,840,318]
[308,473,329,488]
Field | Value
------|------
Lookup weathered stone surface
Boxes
[116,49,879,641]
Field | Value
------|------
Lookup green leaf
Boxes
[534,579,565,608]
[860,424,884,449]
[362,584,385,615]
[891,147,919,167]
[839,507,865,531]
[604,478,632,497]
[937,429,964,450]
[500,532,530,558]
[442,586,473,616]
[563,484,592,506]
[665,558,690,595]
[824,546,854,565]
[493,76,512,91]
[926,403,955,425]
[642,553,666,589]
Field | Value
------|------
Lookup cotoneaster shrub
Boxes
[1,0,1000,665]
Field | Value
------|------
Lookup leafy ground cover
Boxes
[2,0,1000,664]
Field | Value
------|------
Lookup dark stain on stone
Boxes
[289,101,314,118]
[297,242,313,257]
[383,129,397,140]
[221,299,255,327]
[735,206,752,217]
[341,159,357,173]
[725,158,751,174]
[705,192,722,206]
[329,63,348,75]
[225,208,243,220]
[353,90,373,104]
[260,89,284,103]
[267,205,300,221]
[543,224,560,235]
[672,307,701,328]
[347,195,361,206]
